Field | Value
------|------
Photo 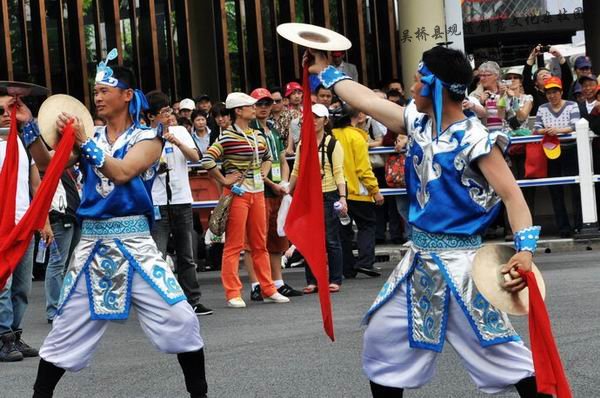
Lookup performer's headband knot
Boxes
[417,61,467,138]
[95,48,149,129]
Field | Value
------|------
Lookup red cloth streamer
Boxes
[518,269,572,398]
[284,65,335,341]
[0,109,75,289]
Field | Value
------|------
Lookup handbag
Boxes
[208,167,250,236]
[208,193,234,237]
[524,142,547,178]
[385,154,406,188]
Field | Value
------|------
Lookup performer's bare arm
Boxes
[60,113,162,185]
[478,146,533,292]
[305,50,406,134]
[27,139,80,172]
[99,139,163,185]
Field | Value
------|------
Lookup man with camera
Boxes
[146,90,213,317]
[523,45,573,114]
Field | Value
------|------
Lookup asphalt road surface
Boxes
[2,250,599,397]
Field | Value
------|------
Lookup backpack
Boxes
[319,134,337,178]
[385,154,406,188]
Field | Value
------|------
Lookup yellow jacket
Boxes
[333,126,380,202]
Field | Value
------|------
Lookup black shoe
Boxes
[355,267,381,277]
[192,304,214,316]
[344,272,357,279]
[14,330,38,358]
[286,250,305,268]
[250,285,263,301]
[0,332,24,362]
[278,283,303,297]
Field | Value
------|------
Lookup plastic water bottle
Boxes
[49,241,62,263]
[333,201,352,226]
[35,240,47,264]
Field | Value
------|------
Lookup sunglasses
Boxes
[256,100,274,107]
[273,99,282,104]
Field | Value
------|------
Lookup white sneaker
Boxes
[263,292,290,304]
[227,297,247,308]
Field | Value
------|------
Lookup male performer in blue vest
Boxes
[23,49,207,398]
[307,45,548,397]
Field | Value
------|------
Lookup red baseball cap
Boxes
[285,82,302,97]
[250,88,273,101]
[542,135,561,159]
[544,76,563,90]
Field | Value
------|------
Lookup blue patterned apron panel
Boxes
[57,216,185,320]
[364,229,520,350]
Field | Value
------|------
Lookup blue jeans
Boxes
[45,220,79,321]
[305,192,343,285]
[151,204,202,305]
[0,241,34,334]
[395,196,412,240]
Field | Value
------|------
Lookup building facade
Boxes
[0,0,596,109]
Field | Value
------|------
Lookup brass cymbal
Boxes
[472,245,545,316]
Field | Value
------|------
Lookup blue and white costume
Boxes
[39,51,203,373]
[362,102,534,394]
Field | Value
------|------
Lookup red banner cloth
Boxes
[284,65,334,341]
[0,111,75,289]
[518,269,572,398]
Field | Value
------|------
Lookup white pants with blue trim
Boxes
[363,281,534,394]
[39,272,203,372]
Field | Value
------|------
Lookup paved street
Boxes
[2,250,599,397]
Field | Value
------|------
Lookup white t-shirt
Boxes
[586,100,597,114]
[0,136,32,223]
[151,125,195,205]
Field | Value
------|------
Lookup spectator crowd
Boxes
[1,44,599,362]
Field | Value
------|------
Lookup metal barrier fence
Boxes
[189,120,600,238]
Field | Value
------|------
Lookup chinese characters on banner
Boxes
[400,24,462,44]
[462,6,583,36]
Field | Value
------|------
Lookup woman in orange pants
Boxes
[200,92,290,308]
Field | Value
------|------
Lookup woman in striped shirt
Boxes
[200,92,290,308]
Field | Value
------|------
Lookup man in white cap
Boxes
[179,98,195,121]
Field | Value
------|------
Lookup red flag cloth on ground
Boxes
[0,111,75,289]
[284,65,334,341]
[518,269,572,398]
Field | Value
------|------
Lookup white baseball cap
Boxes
[311,103,329,118]
[180,98,195,111]
[225,92,257,109]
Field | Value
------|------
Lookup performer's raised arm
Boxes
[304,49,406,134]
[56,111,161,185]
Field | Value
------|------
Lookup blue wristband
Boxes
[80,139,106,168]
[317,65,352,89]
[21,120,41,147]
[514,226,541,253]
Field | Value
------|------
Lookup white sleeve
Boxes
[403,100,424,136]
[171,126,195,149]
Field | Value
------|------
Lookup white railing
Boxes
[190,121,600,238]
